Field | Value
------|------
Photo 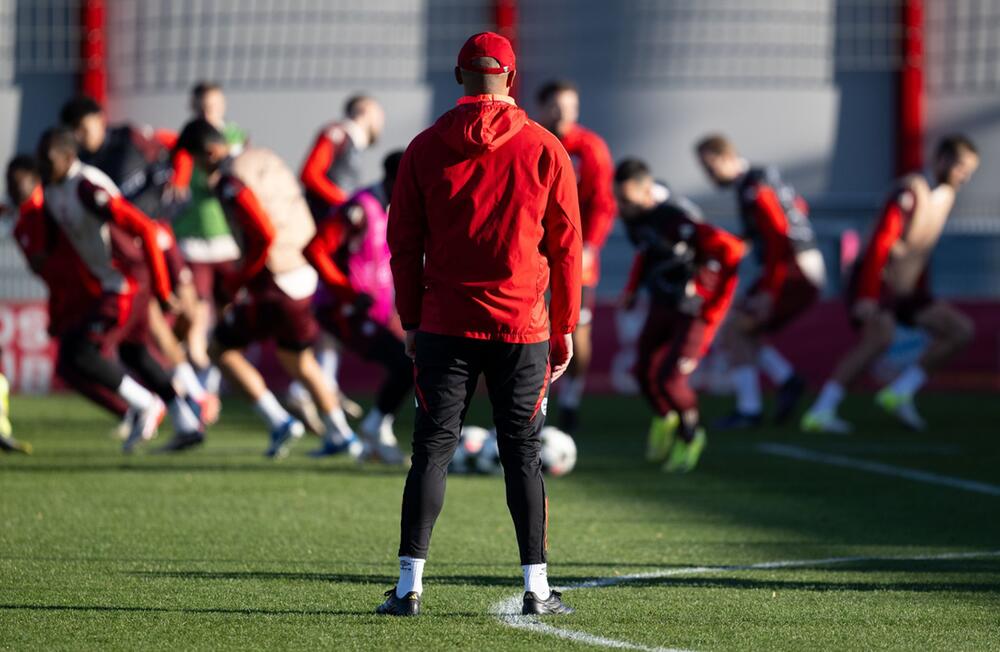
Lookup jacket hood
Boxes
[435,97,527,158]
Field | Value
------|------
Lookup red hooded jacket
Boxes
[388,95,583,343]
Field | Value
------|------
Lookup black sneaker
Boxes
[558,407,580,435]
[713,411,763,430]
[773,374,806,424]
[522,590,574,615]
[375,587,420,616]
[155,431,205,453]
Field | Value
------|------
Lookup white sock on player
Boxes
[203,366,222,395]
[887,364,927,398]
[758,345,794,385]
[523,563,551,600]
[117,376,155,412]
[322,407,353,444]
[813,380,845,413]
[168,397,201,433]
[396,556,425,597]
[173,362,206,401]
[558,375,585,409]
[732,365,763,415]
[254,391,291,430]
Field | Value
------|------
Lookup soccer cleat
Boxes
[123,398,167,453]
[646,412,678,463]
[800,409,853,435]
[308,432,365,460]
[522,590,575,615]
[875,389,926,431]
[156,430,205,453]
[197,392,221,426]
[284,390,325,436]
[773,374,806,424]
[266,417,305,458]
[713,410,763,430]
[375,588,421,616]
[663,428,707,473]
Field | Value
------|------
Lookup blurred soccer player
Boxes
[59,96,210,419]
[536,80,615,434]
[295,95,385,425]
[615,159,743,472]
[803,136,979,433]
[178,119,363,459]
[7,155,130,429]
[168,81,249,402]
[696,135,825,428]
[34,129,205,452]
[303,151,411,463]
[378,32,581,617]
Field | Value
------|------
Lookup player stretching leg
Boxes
[615,159,743,472]
[303,151,412,463]
[178,119,362,459]
[696,135,825,428]
[803,136,979,433]
[34,129,205,452]
[536,80,616,435]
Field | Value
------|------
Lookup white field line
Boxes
[757,442,1000,497]
[490,550,1000,652]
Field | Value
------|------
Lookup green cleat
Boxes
[875,388,926,431]
[646,412,679,462]
[800,409,853,435]
[663,428,706,473]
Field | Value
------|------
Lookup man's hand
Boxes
[549,332,574,382]
[405,330,417,360]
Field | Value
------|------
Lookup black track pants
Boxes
[399,332,550,565]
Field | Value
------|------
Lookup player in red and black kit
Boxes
[536,80,616,434]
[32,129,207,452]
[803,136,979,433]
[696,135,825,428]
[615,159,744,473]
[303,151,412,464]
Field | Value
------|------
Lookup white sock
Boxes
[173,362,206,400]
[254,391,291,430]
[813,380,845,413]
[396,556,425,597]
[758,345,794,385]
[204,366,222,394]
[888,364,927,398]
[732,365,763,415]
[322,407,353,444]
[557,375,585,409]
[317,345,340,392]
[522,563,550,600]
[168,397,201,433]
[117,376,155,412]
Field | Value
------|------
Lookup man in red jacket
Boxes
[378,32,582,618]
[536,79,616,434]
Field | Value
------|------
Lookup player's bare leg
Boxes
[148,301,218,426]
[212,341,304,458]
[558,322,591,434]
[803,310,895,434]
[876,302,974,430]
[276,347,364,460]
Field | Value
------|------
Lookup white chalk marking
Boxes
[757,442,1000,497]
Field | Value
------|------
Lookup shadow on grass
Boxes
[129,569,600,587]
[0,462,406,476]
[592,576,1000,593]
[0,603,481,618]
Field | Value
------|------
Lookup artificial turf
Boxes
[1,392,998,650]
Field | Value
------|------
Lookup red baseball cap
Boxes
[457,32,516,74]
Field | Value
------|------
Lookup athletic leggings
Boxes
[399,332,550,565]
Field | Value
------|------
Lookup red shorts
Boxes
[744,272,819,334]
[189,260,240,305]
[214,275,319,352]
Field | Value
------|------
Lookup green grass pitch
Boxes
[1,392,999,650]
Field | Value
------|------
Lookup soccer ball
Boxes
[474,430,503,475]
[449,425,491,473]
[540,426,577,477]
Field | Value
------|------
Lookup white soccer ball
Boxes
[474,429,503,475]
[449,425,491,474]
[540,426,577,477]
